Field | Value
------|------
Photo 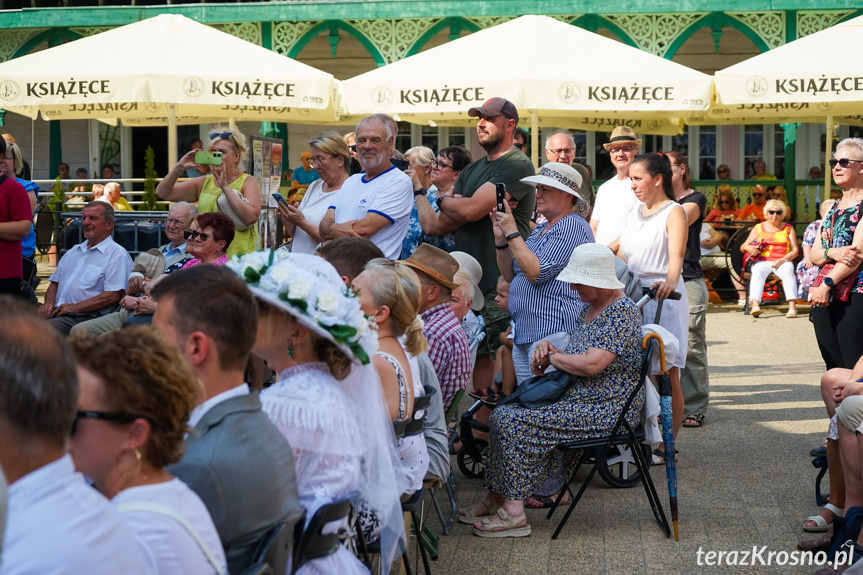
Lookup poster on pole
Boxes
[249,135,284,249]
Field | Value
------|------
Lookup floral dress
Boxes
[483,296,645,500]
[796,219,822,299]
[820,202,863,294]
[400,186,455,259]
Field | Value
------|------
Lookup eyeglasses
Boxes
[752,192,764,197]
[611,146,637,154]
[311,155,334,166]
[70,410,143,436]
[547,148,575,156]
[432,159,453,170]
[719,200,730,204]
[184,230,212,242]
[767,210,783,215]
[514,143,524,150]
[829,158,863,168]
[350,144,357,153]
[165,217,187,226]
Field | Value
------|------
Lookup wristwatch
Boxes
[824,277,835,289]
[413,187,426,197]
[436,196,445,209]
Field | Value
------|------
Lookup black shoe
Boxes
[811,444,828,457]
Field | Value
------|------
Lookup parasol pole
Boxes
[167,104,178,168]
[531,109,539,167]
[824,116,833,202]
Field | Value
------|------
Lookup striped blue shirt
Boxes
[509,212,593,345]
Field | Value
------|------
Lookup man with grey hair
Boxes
[70,201,196,336]
[0,298,148,573]
[320,113,412,259]
[39,201,132,335]
[544,131,594,213]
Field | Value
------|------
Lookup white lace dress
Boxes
[260,362,368,575]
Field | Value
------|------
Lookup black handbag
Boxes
[497,370,572,409]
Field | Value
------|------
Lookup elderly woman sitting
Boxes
[458,243,645,537]
[740,199,800,318]
[69,327,226,574]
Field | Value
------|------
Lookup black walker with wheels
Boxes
[455,286,680,489]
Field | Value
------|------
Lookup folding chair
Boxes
[546,337,671,540]
[238,511,305,575]
[293,496,356,572]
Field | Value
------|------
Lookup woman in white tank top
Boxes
[618,152,689,455]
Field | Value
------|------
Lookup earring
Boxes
[287,340,294,357]
[116,447,143,494]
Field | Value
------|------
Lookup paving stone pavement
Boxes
[417,302,835,575]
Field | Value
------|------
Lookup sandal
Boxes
[751,305,762,318]
[469,385,504,403]
[803,503,843,533]
[457,498,501,524]
[652,448,679,464]
[472,507,532,538]
[683,414,704,428]
[525,493,571,509]
[797,532,833,553]
[786,310,798,318]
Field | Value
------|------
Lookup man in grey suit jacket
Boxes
[152,265,303,574]
[70,201,196,336]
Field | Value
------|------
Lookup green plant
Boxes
[49,176,66,214]
[140,146,165,211]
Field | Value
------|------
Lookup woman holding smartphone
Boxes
[277,132,351,255]
[157,130,260,258]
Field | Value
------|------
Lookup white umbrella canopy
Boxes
[714,14,863,192]
[0,13,339,161]
[341,15,712,163]
[715,14,863,108]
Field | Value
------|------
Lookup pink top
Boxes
[181,254,228,269]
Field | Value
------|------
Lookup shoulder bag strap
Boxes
[117,500,227,575]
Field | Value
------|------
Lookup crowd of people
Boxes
[3,96,858,572]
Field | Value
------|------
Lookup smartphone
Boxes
[271,192,289,207]
[391,158,410,171]
[194,151,223,166]
[495,183,507,213]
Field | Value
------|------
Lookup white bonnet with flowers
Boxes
[227,250,377,364]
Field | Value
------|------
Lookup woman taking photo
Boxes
[618,152,688,454]
[739,199,799,319]
[459,244,645,537]
[492,162,593,384]
[229,251,401,574]
[279,132,350,254]
[156,130,259,258]
[667,150,709,429]
[352,259,430,497]
[809,138,863,370]
[69,328,226,575]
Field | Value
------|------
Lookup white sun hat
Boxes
[556,243,625,290]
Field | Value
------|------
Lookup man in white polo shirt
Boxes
[319,113,412,260]
[590,126,642,252]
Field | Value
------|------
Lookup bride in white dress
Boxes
[229,251,404,574]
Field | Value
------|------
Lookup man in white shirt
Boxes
[590,126,642,251]
[38,201,133,335]
[0,299,148,575]
[70,202,196,336]
[319,113,413,260]
[151,265,303,575]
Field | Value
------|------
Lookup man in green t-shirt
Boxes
[429,96,536,390]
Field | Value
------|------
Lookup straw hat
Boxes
[399,244,459,290]
[449,251,484,311]
[556,243,625,289]
[228,250,377,364]
[130,248,165,280]
[602,126,642,151]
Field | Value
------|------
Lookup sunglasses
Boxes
[70,410,143,436]
[350,144,357,153]
[719,200,731,204]
[210,132,234,141]
[767,210,783,215]
[717,169,729,173]
[829,158,863,168]
[514,143,524,150]
[184,230,212,242]
[752,193,764,197]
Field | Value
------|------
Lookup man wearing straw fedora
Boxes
[590,126,642,251]
[401,243,472,411]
